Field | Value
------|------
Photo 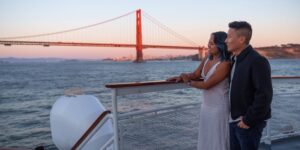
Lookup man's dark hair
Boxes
[229,21,252,44]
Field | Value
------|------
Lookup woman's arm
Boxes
[167,57,207,82]
[189,61,230,89]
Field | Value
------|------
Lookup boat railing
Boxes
[71,110,112,150]
[100,76,300,150]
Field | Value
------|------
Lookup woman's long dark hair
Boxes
[208,31,231,61]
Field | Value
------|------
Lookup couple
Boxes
[167,21,273,150]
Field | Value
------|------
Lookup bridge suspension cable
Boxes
[0,10,136,40]
[142,10,198,47]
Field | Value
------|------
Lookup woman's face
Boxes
[208,35,219,56]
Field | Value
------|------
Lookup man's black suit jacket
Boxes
[230,45,273,127]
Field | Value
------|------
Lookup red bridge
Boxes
[0,9,205,62]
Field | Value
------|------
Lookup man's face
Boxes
[226,28,243,53]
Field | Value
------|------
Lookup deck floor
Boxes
[118,103,300,150]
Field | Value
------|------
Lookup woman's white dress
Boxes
[197,59,230,150]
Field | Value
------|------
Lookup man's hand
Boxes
[238,117,250,129]
[180,73,190,83]
[166,76,182,82]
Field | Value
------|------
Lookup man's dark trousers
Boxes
[230,121,266,150]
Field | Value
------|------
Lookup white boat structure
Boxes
[48,76,300,150]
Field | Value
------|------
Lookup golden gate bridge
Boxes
[0,9,206,62]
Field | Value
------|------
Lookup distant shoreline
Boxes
[1,44,299,63]
[101,43,300,61]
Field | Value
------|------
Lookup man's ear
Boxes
[238,36,246,44]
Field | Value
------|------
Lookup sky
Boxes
[0,0,299,59]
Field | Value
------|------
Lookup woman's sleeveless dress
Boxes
[197,59,230,150]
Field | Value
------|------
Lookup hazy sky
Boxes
[0,0,299,59]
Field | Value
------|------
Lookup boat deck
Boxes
[118,103,300,150]
[259,136,300,150]
[105,78,300,150]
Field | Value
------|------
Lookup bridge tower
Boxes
[198,47,207,60]
[133,9,144,63]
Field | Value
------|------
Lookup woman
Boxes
[167,31,231,150]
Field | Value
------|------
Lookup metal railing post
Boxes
[112,89,119,150]
[266,120,272,145]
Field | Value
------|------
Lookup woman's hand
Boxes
[166,76,182,82]
[180,73,190,83]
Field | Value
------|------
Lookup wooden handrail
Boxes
[105,78,204,88]
[105,76,300,89]
[105,80,178,88]
[71,110,111,150]
[271,76,300,79]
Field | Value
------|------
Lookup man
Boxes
[225,21,273,150]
